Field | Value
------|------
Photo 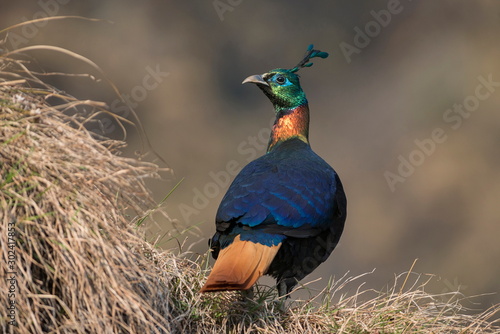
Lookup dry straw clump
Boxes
[1,26,500,333]
[0,50,181,332]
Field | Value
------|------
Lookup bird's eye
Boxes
[276,76,285,84]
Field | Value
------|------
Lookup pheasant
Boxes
[200,45,347,297]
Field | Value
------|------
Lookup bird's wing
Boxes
[216,147,342,238]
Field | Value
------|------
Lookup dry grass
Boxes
[0,45,174,332]
[1,21,499,333]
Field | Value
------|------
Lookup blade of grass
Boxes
[135,177,184,227]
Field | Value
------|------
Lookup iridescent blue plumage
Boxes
[217,139,338,231]
[201,45,347,296]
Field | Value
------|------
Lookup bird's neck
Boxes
[267,104,310,153]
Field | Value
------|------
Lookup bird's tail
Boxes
[200,235,281,292]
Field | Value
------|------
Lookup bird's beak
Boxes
[242,74,269,86]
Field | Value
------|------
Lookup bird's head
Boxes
[242,45,329,113]
[243,69,305,112]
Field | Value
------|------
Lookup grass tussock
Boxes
[0,46,175,332]
[1,24,499,333]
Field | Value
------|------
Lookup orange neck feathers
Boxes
[267,104,310,152]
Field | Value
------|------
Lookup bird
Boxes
[200,45,347,297]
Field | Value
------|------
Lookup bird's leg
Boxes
[277,281,288,298]
[241,286,254,301]
[274,280,291,312]
[277,278,297,298]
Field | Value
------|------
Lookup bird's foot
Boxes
[240,286,254,301]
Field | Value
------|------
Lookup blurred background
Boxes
[2,0,499,310]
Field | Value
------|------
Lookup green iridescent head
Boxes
[242,45,329,113]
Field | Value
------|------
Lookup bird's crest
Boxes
[290,44,329,73]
